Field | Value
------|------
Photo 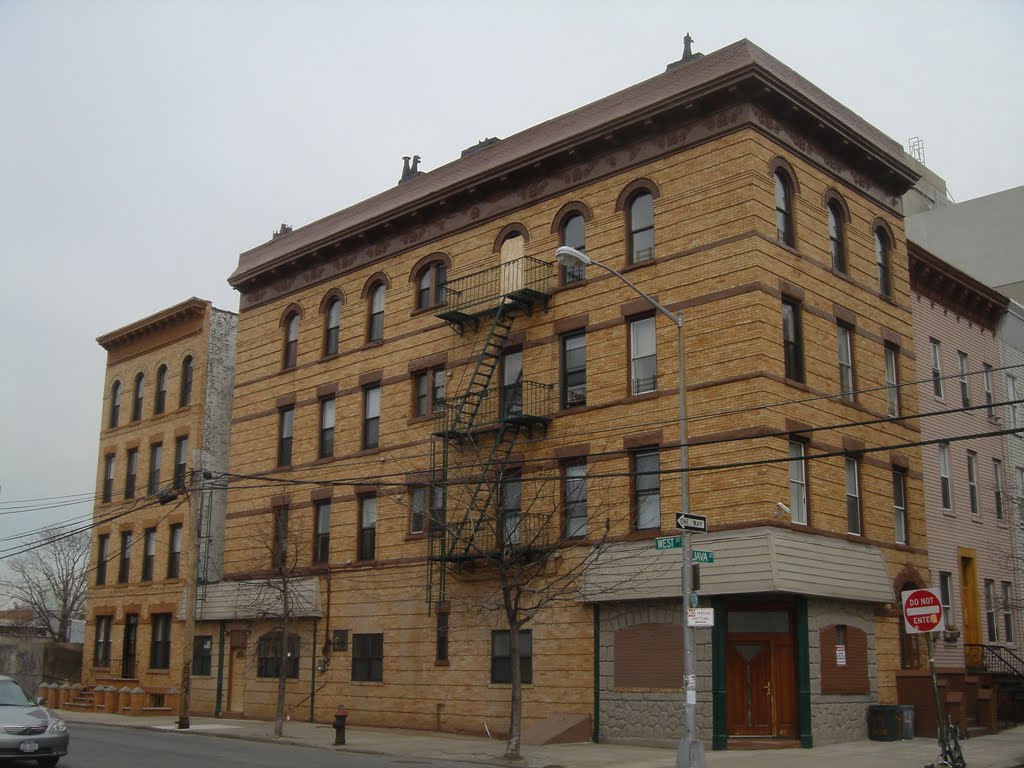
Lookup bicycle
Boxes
[927,714,966,768]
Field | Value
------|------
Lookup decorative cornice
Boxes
[96,297,210,351]
[908,241,1008,331]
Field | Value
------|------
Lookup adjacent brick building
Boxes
[183,38,931,750]
[80,298,236,712]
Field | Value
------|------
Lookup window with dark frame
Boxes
[154,365,167,415]
[283,312,300,369]
[319,396,335,459]
[500,473,522,546]
[774,170,794,247]
[109,381,121,428]
[938,442,952,511]
[278,406,294,467]
[837,324,854,401]
[985,579,998,642]
[435,610,449,663]
[416,262,447,309]
[148,442,162,494]
[118,531,132,583]
[192,635,213,676]
[788,440,808,525]
[94,616,112,666]
[102,454,115,503]
[167,523,182,579]
[314,500,331,564]
[180,356,193,407]
[561,332,586,408]
[409,486,426,535]
[939,571,954,629]
[629,316,657,395]
[272,506,288,569]
[358,495,376,561]
[885,344,900,417]
[983,364,995,417]
[141,528,156,581]
[827,201,846,272]
[875,227,892,298]
[1008,375,1019,431]
[363,385,381,449]
[845,456,862,535]
[173,435,188,490]
[564,462,587,538]
[893,467,907,545]
[491,629,532,684]
[967,451,980,517]
[633,449,661,530]
[994,459,1005,521]
[560,213,586,284]
[368,283,386,342]
[1002,582,1015,643]
[257,632,299,678]
[352,633,384,682]
[132,373,145,422]
[413,368,445,417]
[930,339,943,398]
[125,448,138,499]
[782,299,804,383]
[628,191,655,263]
[150,613,171,669]
[96,534,109,586]
[958,351,971,408]
[324,298,341,356]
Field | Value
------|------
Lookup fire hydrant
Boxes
[333,705,348,745]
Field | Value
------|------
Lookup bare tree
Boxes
[428,430,632,760]
[0,524,89,642]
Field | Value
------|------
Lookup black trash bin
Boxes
[867,704,914,741]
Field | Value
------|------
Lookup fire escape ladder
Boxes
[448,300,516,435]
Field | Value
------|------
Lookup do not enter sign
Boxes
[902,587,943,634]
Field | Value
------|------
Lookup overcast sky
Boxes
[1,0,1022,554]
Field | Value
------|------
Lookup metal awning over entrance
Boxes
[581,526,895,604]
[192,577,323,621]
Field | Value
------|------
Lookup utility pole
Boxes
[178,467,203,729]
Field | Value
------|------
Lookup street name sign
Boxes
[676,513,707,532]
[902,587,943,634]
[687,608,714,627]
[654,536,682,550]
[691,550,715,563]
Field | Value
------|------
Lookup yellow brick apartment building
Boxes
[84,39,931,750]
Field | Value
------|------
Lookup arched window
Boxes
[875,227,892,297]
[368,283,386,342]
[180,356,194,407]
[415,262,447,309]
[256,631,300,678]
[109,381,121,428]
[560,213,586,284]
[775,170,795,246]
[828,201,846,273]
[283,311,300,369]
[154,365,168,415]
[323,298,341,357]
[131,372,145,422]
[628,191,655,264]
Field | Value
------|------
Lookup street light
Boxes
[555,246,704,768]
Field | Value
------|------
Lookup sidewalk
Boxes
[60,710,1024,768]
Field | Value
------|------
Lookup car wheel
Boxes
[37,758,59,768]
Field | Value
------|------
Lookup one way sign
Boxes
[676,513,707,532]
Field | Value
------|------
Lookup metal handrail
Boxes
[435,381,552,432]
[437,256,553,315]
[965,643,1024,677]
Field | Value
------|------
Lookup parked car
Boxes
[0,676,68,766]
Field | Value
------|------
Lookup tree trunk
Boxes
[504,618,522,760]
[274,571,290,738]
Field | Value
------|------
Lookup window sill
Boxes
[550,277,591,295]
[314,455,336,465]
[354,447,382,457]
[621,258,657,275]
[410,305,444,318]
[783,377,810,391]
[941,508,955,517]
[407,414,435,426]
[350,680,385,686]
[319,352,340,363]
[623,390,660,404]
[434,660,450,668]
[405,532,426,541]
[359,340,385,351]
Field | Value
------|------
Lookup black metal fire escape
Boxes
[426,256,553,608]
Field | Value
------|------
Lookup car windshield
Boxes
[0,680,35,706]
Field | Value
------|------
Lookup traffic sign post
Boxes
[676,512,707,532]
[902,588,943,634]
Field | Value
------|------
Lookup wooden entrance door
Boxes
[227,649,245,714]
[121,614,138,679]
[726,629,797,738]
[960,550,982,666]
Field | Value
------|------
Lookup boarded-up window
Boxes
[820,624,869,694]
[613,622,683,689]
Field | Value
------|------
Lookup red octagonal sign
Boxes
[902,587,943,634]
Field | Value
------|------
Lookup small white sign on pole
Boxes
[687,608,714,627]
[836,645,847,666]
